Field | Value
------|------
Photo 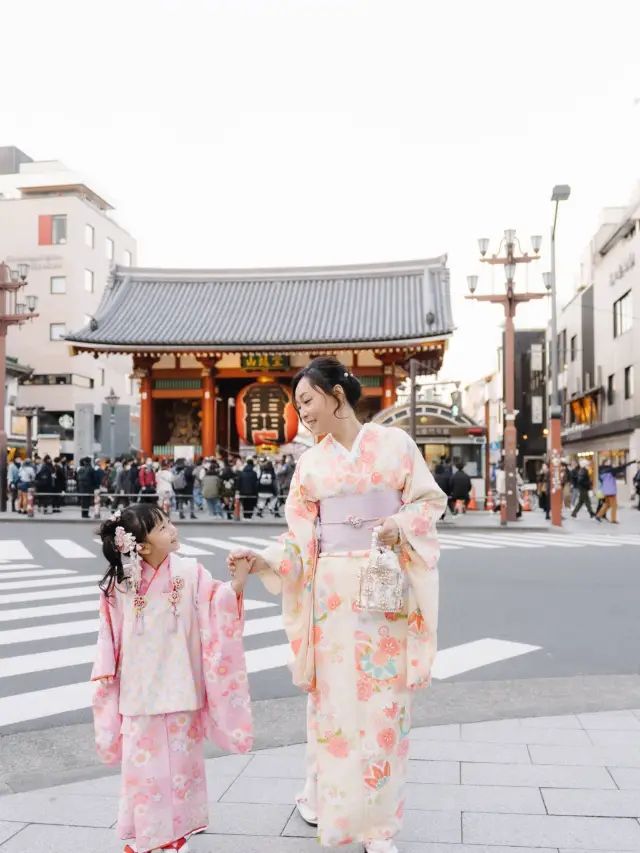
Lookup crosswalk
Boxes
[0,527,633,731]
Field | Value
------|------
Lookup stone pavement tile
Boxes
[220,775,302,805]
[410,724,461,741]
[259,743,306,759]
[239,753,305,779]
[461,762,615,789]
[203,772,237,801]
[192,835,360,852]
[404,782,545,814]
[44,774,121,798]
[0,791,115,827]
[408,760,460,784]
[411,740,531,764]
[587,728,640,746]
[463,812,640,850]
[577,710,640,730]
[281,808,316,837]
[543,787,640,817]
[206,801,294,835]
[0,823,24,845]
[608,767,640,789]
[461,721,590,746]
[518,714,582,730]
[205,753,253,776]
[530,744,640,767]
[0,823,119,852]
[397,808,462,843]
[400,847,558,853]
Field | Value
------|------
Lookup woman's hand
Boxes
[371,517,400,547]
[227,548,268,576]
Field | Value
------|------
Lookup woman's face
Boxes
[295,377,341,438]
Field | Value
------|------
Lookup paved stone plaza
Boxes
[2,709,640,851]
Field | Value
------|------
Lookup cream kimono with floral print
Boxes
[261,422,446,847]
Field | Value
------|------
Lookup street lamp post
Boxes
[467,231,544,524]
[0,262,38,513]
[105,387,120,461]
[543,184,571,528]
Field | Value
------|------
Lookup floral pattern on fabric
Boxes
[259,423,446,846]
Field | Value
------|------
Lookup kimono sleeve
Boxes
[90,592,123,765]
[259,463,319,691]
[197,565,253,754]
[390,430,447,690]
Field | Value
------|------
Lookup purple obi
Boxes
[319,489,402,553]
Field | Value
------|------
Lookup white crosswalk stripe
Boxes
[0,527,636,730]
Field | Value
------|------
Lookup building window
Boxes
[38,214,67,246]
[85,224,95,248]
[106,237,114,261]
[50,276,66,294]
[99,368,105,386]
[50,323,66,341]
[84,269,94,293]
[607,373,615,405]
[625,366,634,400]
[570,335,577,362]
[123,249,132,267]
[613,291,632,337]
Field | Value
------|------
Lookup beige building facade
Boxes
[0,147,137,456]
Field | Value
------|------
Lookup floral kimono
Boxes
[261,422,446,847]
[91,553,253,853]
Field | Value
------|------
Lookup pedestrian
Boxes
[201,462,224,518]
[138,458,157,504]
[7,456,20,512]
[173,458,197,520]
[595,457,636,524]
[634,467,640,510]
[450,460,472,513]
[571,460,596,519]
[219,462,237,519]
[52,456,67,513]
[76,457,98,519]
[537,463,550,520]
[34,454,54,513]
[156,461,175,512]
[91,504,253,853]
[238,458,259,518]
[227,356,446,852]
[256,459,278,517]
[192,456,205,511]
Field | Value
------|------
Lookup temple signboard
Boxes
[235,381,298,446]
[241,354,291,371]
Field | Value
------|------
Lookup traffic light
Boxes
[451,391,461,418]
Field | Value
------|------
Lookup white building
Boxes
[553,186,640,487]
[0,147,137,457]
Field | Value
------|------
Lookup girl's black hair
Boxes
[97,503,167,596]
[292,355,362,416]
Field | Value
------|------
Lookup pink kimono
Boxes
[91,553,253,853]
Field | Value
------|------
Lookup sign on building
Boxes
[531,395,543,424]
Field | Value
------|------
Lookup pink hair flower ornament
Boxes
[114,526,138,556]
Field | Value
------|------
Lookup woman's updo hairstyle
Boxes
[292,355,362,417]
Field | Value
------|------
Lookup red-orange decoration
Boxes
[235,382,298,447]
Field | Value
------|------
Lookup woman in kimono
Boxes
[92,503,253,853]
[227,356,446,852]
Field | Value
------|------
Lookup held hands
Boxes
[370,516,400,548]
[227,548,268,594]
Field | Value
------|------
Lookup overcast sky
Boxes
[4,0,640,383]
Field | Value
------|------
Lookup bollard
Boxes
[26,488,35,518]
[93,489,102,520]
[500,492,507,526]
[234,492,241,521]
[485,489,495,511]
[162,495,171,518]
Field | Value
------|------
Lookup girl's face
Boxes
[295,377,342,438]
[139,517,180,559]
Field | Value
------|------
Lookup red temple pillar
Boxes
[379,356,398,409]
[199,358,219,457]
[134,357,157,458]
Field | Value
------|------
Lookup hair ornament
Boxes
[109,509,121,523]
[113,525,142,591]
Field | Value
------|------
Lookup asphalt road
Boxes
[1,520,639,737]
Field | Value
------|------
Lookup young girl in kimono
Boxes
[92,503,253,853]
[228,356,446,853]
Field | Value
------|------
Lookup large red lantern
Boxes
[236,381,298,446]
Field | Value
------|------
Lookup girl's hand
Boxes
[227,548,268,576]
[371,517,400,547]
